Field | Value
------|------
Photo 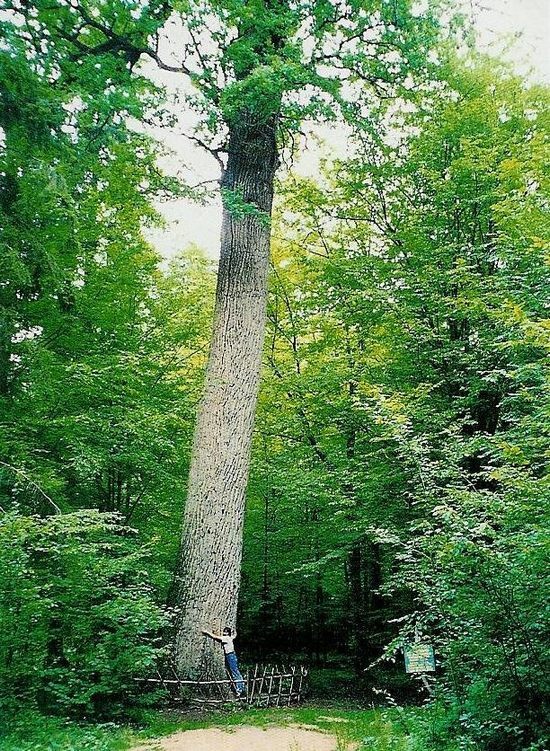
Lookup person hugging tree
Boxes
[202,626,245,697]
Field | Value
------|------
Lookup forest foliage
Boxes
[0,2,549,750]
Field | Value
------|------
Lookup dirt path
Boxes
[131,724,346,751]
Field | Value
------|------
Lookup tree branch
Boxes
[0,460,62,514]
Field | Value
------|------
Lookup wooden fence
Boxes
[136,663,308,707]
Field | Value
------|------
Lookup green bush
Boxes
[394,489,549,751]
[0,710,135,751]
[0,510,169,718]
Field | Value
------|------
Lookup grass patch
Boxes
[0,711,136,751]
[0,705,419,750]
[213,706,416,749]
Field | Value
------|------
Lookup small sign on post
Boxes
[404,643,436,674]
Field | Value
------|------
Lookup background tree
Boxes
[239,54,549,746]
[0,11,214,714]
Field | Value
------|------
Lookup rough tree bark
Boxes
[174,114,279,680]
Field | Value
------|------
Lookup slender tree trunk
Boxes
[348,539,368,673]
[0,312,13,396]
[262,487,270,603]
[174,115,279,680]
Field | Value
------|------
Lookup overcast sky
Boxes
[143,0,550,261]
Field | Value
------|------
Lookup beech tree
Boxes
[11,0,441,680]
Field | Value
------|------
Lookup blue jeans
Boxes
[225,651,245,694]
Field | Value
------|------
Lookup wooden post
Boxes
[276,669,283,707]
[257,664,268,706]
[170,663,179,700]
[249,663,259,705]
[288,666,295,706]
[266,665,274,707]
[221,669,231,700]
[297,667,305,703]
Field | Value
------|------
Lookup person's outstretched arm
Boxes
[202,629,223,642]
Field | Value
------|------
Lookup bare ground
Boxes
[131,724,347,751]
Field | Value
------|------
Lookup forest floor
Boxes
[1,706,416,751]
[130,724,347,751]
[129,706,413,751]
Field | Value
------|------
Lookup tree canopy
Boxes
[0,2,548,750]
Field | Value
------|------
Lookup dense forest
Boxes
[0,1,548,750]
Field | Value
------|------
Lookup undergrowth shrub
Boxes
[0,510,168,719]
[392,489,549,751]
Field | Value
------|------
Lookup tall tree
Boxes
[169,0,441,680]
[10,0,442,679]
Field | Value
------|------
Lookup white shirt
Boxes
[220,635,235,654]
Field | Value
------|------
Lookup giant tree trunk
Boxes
[173,115,279,680]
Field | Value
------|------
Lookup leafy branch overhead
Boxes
[9,0,442,150]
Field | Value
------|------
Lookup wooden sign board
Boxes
[404,643,435,673]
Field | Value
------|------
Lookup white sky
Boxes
[144,0,550,260]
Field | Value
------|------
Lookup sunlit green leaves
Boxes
[0,510,169,716]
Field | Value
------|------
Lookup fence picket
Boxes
[248,663,259,704]
[287,666,295,706]
[266,665,275,707]
[276,671,283,707]
[257,664,268,705]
